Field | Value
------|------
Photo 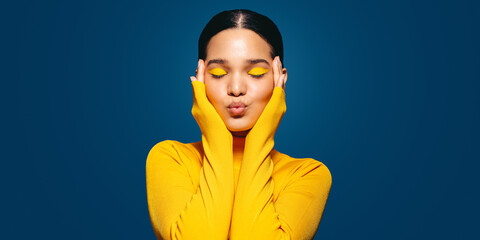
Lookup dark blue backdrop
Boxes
[3,0,479,239]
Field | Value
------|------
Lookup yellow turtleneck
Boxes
[146,81,332,240]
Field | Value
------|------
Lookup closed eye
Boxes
[248,67,269,78]
[208,68,227,78]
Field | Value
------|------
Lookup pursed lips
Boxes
[228,102,247,116]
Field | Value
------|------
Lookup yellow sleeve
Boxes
[146,81,234,240]
[230,86,332,240]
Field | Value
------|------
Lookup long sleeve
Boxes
[230,87,332,240]
[146,81,234,240]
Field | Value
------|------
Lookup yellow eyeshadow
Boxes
[248,67,270,76]
[208,68,227,76]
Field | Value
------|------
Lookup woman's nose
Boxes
[227,72,247,97]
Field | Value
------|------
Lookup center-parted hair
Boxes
[198,9,284,64]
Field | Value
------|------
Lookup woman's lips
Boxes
[228,102,247,116]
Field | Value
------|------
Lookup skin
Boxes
[191,28,287,158]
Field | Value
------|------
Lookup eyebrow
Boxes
[207,59,227,66]
[248,59,270,66]
[206,58,270,66]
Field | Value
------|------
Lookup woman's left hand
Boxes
[230,56,289,237]
[273,56,287,90]
[244,56,287,149]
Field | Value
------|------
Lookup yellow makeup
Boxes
[248,67,269,76]
[208,68,227,77]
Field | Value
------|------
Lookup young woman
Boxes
[146,9,332,240]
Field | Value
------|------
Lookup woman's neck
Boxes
[232,130,248,165]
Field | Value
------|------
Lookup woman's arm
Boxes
[146,60,235,240]
[229,57,332,240]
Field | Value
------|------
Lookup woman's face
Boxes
[204,28,277,135]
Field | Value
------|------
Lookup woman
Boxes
[146,9,332,240]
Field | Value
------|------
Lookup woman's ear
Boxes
[282,68,288,85]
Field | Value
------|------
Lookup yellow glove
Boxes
[230,56,291,239]
[187,59,234,239]
[191,80,233,150]
[244,83,286,157]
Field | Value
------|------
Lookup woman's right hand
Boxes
[190,59,232,144]
[146,59,235,240]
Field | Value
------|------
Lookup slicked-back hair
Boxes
[198,9,284,64]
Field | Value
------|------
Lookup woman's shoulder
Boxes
[271,149,332,184]
[148,139,202,153]
[146,140,204,165]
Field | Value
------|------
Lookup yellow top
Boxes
[146,81,332,240]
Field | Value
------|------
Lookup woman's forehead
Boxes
[205,28,273,61]
[205,58,271,68]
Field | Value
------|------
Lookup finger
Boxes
[197,59,205,83]
[190,76,196,82]
[272,56,279,87]
[276,57,283,88]
[278,60,286,90]
[278,57,285,89]
[279,74,285,90]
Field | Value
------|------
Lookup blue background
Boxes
[3,0,479,239]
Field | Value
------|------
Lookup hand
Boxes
[190,59,232,143]
[190,59,205,84]
[230,57,288,238]
[273,56,287,90]
[245,56,287,146]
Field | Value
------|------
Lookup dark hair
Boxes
[198,9,284,63]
